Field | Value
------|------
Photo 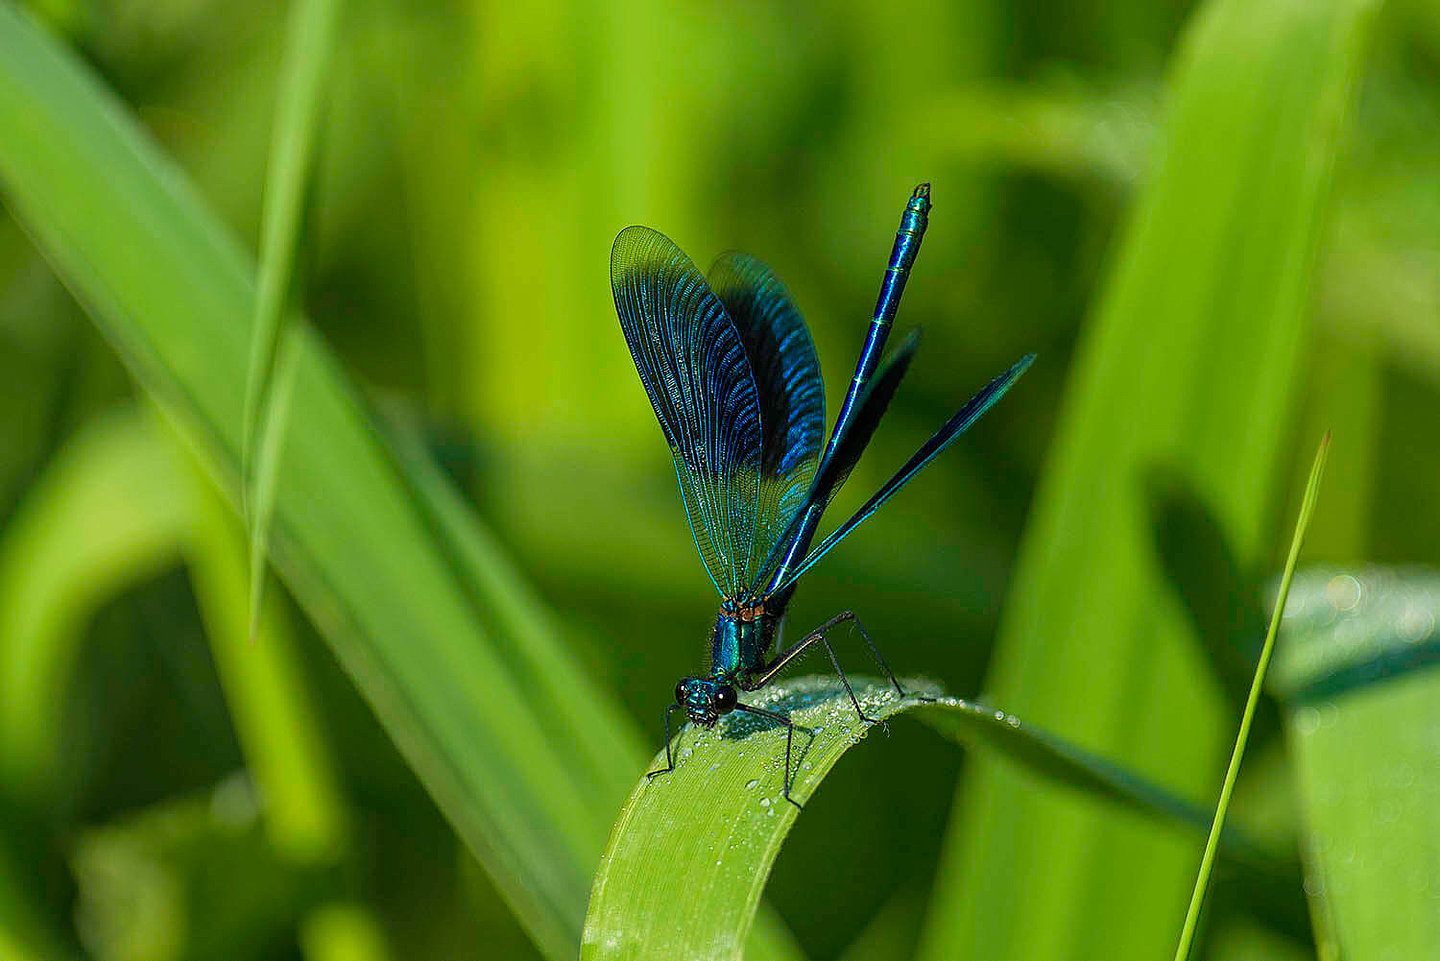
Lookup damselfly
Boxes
[612,184,1033,806]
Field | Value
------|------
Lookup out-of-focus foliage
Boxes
[1274,570,1440,960]
[926,0,1371,957]
[0,0,1436,958]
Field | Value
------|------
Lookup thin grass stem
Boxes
[1173,431,1331,960]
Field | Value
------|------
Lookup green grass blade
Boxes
[1174,432,1329,961]
[583,679,932,961]
[0,8,602,957]
[247,324,301,639]
[244,0,342,640]
[177,410,351,866]
[1272,568,1440,960]
[922,0,1375,956]
[244,0,341,465]
[0,842,83,961]
[0,409,184,961]
[583,676,1297,960]
[1146,469,1270,716]
[0,410,187,793]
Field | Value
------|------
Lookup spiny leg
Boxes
[646,704,684,780]
[736,703,802,810]
[744,610,906,724]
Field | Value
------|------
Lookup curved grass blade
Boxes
[583,676,1296,961]
[1173,432,1329,961]
[0,411,187,793]
[244,0,342,641]
[0,410,185,960]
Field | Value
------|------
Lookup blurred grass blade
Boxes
[300,903,390,961]
[174,407,350,862]
[922,0,1375,957]
[583,676,1299,961]
[0,404,389,960]
[0,410,187,792]
[1272,568,1440,960]
[0,8,621,958]
[0,842,83,961]
[0,409,184,961]
[922,701,1228,839]
[248,324,302,640]
[1146,468,1270,716]
[244,0,342,640]
[835,887,926,961]
[1174,433,1328,961]
[376,421,649,805]
[178,400,395,960]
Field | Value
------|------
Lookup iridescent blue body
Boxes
[611,183,1035,804]
[675,604,776,725]
[837,184,931,444]
[764,186,931,596]
[709,605,775,684]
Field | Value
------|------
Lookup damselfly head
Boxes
[676,677,738,727]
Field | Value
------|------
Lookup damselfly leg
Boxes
[735,702,802,809]
[744,610,906,724]
[646,703,685,780]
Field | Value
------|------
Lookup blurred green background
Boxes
[0,0,1436,958]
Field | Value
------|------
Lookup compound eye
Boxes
[674,681,687,706]
[713,686,737,712]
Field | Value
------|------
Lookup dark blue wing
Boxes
[749,331,920,597]
[772,353,1036,592]
[612,226,763,598]
[804,329,920,514]
[707,252,824,577]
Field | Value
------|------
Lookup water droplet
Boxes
[759,797,771,808]
[1325,574,1363,612]
[1295,706,1321,735]
[1377,798,1401,824]
[1398,604,1436,643]
[679,746,693,760]
[745,778,759,790]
